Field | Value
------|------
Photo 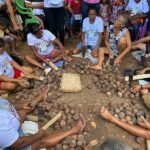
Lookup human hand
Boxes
[137,116,150,129]
[22,102,33,110]
[17,79,29,88]
[13,23,20,31]
[131,85,141,93]
[114,57,121,65]
[91,48,98,57]
[137,69,146,75]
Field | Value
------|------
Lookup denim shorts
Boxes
[70,16,82,25]
[76,42,96,50]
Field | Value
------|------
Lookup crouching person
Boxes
[72,7,104,59]
[0,86,86,150]
[25,23,69,70]
[0,38,33,91]
[89,15,131,70]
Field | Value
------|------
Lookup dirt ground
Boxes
[8,37,149,150]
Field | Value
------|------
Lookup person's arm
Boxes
[35,16,44,29]
[114,30,131,64]
[112,116,150,140]
[10,129,46,149]
[101,107,150,140]
[25,1,44,9]
[6,0,19,30]
[0,74,20,83]
[68,6,74,16]
[105,29,113,56]
[138,67,150,74]
[141,84,150,90]
[95,32,102,50]
[132,35,150,45]
[53,38,65,57]
[7,32,18,39]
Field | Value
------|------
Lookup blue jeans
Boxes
[81,2,100,21]
[131,23,141,41]
[76,42,96,50]
[70,16,82,25]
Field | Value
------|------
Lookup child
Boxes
[0,17,19,54]
[68,0,82,37]
[99,0,110,28]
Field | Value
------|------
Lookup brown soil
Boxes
[7,37,149,150]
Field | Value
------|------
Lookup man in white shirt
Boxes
[72,7,103,58]
[26,23,69,70]
[0,86,85,150]
[125,0,149,40]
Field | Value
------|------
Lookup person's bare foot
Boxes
[29,85,50,108]
[137,116,150,129]
[88,64,102,70]
[101,107,115,123]
[73,115,86,134]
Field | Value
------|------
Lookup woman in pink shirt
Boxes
[81,0,100,20]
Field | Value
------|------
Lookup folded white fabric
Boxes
[22,121,39,135]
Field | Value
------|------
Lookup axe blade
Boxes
[81,45,87,59]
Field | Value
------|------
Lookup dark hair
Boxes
[28,23,41,34]
[101,0,110,5]
[88,6,98,14]
[0,38,5,48]
[100,139,133,150]
[0,17,10,27]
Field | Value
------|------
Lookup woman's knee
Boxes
[72,48,80,54]
[99,48,105,54]
[65,49,70,55]
[22,66,33,74]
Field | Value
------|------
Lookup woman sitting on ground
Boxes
[89,15,131,70]
[25,23,69,70]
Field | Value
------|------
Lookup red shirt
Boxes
[70,0,81,14]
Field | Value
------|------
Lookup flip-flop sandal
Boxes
[79,114,86,133]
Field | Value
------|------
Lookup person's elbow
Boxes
[127,44,131,52]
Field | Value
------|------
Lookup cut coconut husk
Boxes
[60,73,82,93]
